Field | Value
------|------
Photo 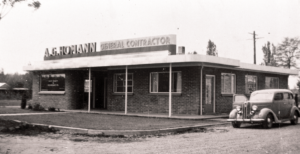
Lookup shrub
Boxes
[48,107,56,112]
[32,102,44,111]
[27,103,33,109]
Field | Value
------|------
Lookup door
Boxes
[280,93,293,119]
[273,93,283,119]
[205,75,215,114]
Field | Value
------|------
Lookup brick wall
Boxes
[32,70,84,109]
[202,67,288,113]
[107,66,201,115]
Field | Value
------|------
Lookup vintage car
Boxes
[227,89,300,128]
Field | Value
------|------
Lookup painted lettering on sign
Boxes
[44,35,176,57]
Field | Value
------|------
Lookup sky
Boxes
[0,0,300,87]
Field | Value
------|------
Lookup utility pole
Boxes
[248,31,263,64]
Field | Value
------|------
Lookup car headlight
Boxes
[236,106,241,111]
[252,105,258,111]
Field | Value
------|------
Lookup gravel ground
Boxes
[1,121,300,154]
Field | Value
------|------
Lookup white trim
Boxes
[169,63,172,117]
[206,75,216,113]
[125,66,128,114]
[88,68,91,112]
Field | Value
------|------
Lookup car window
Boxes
[283,93,289,99]
[274,93,283,100]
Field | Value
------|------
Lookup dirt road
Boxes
[1,123,300,154]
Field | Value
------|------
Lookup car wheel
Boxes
[290,112,299,125]
[231,122,241,128]
[263,114,273,129]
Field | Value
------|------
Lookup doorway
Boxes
[204,75,215,114]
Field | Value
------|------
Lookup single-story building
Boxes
[0,82,31,99]
[23,34,298,116]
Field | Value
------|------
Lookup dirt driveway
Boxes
[1,122,300,154]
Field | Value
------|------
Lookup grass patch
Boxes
[0,113,220,130]
[0,108,48,114]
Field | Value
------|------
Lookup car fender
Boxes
[258,108,280,123]
[289,106,300,119]
[229,109,238,119]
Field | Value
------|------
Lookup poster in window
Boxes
[41,74,65,91]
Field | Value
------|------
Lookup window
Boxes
[150,72,182,93]
[289,93,294,99]
[221,73,236,94]
[40,74,65,91]
[113,73,133,93]
[274,93,283,100]
[245,75,257,94]
[265,77,279,89]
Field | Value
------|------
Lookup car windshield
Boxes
[250,92,274,101]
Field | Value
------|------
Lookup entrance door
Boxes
[95,76,107,109]
[205,75,215,114]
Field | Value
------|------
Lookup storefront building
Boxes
[23,34,298,116]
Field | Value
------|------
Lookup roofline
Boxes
[23,54,298,75]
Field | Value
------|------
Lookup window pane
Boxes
[127,74,133,80]
[117,87,125,92]
[246,75,257,94]
[150,73,158,92]
[158,73,169,92]
[41,74,65,91]
[176,72,182,92]
[127,87,132,92]
[127,81,133,86]
[223,75,232,93]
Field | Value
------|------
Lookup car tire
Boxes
[263,114,273,129]
[290,112,299,125]
[231,122,241,128]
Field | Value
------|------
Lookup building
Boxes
[23,34,298,116]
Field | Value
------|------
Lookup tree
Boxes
[206,40,218,56]
[274,37,300,69]
[261,42,277,66]
[0,0,41,21]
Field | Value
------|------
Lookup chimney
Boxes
[178,46,185,55]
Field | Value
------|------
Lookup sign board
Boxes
[44,34,176,58]
[84,80,92,93]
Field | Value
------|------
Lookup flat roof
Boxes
[23,54,298,75]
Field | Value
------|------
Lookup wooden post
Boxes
[125,66,128,114]
[253,31,256,64]
[88,68,91,112]
[169,63,172,117]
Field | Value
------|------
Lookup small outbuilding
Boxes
[23,34,298,116]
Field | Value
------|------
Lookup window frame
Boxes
[221,73,236,94]
[113,73,134,93]
[149,71,182,94]
[265,77,279,89]
[39,73,66,95]
[245,75,257,94]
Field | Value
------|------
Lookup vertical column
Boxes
[125,66,128,114]
[88,68,91,112]
[169,63,172,117]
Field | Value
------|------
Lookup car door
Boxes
[273,93,283,119]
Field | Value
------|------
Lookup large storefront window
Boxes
[265,77,279,89]
[221,73,236,94]
[113,73,133,93]
[40,74,65,91]
[150,72,182,93]
[245,75,257,94]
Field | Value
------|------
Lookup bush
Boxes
[48,107,56,112]
[27,102,32,109]
[32,102,44,111]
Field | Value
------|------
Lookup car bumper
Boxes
[227,119,265,122]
